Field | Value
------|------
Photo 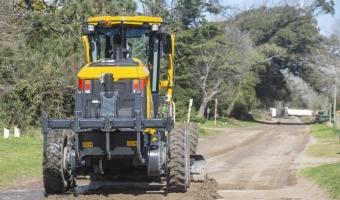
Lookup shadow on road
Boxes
[253,118,315,126]
[43,181,168,198]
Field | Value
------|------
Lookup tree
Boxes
[0,0,137,129]
[139,0,167,17]
[220,24,262,117]
[139,0,225,32]
[0,0,29,89]
[232,5,324,107]
[235,6,320,64]
[175,22,261,119]
[308,0,334,15]
[193,43,224,117]
[300,33,340,98]
[175,23,223,118]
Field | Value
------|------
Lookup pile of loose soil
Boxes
[195,178,221,200]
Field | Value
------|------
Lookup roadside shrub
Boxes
[0,80,38,128]
[0,77,74,130]
[191,116,206,124]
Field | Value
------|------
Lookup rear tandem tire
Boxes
[187,122,199,155]
[166,125,190,192]
[43,129,75,193]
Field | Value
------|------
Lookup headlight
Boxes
[151,23,159,31]
[88,24,95,32]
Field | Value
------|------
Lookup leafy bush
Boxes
[191,116,206,124]
[0,76,74,130]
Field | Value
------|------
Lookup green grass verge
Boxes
[301,163,340,198]
[198,127,223,136]
[201,119,256,128]
[306,124,339,158]
[0,133,42,187]
[307,142,340,157]
[198,118,255,136]
[301,124,340,198]
[309,124,338,139]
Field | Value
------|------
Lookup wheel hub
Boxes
[63,146,71,174]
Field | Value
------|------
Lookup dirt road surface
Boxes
[0,117,337,199]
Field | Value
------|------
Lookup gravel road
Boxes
[0,117,337,200]
[201,118,337,199]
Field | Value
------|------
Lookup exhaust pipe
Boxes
[104,73,114,98]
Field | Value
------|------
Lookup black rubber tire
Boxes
[187,122,199,155]
[43,129,75,193]
[166,125,190,192]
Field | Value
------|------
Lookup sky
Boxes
[315,1,340,35]
[221,0,340,36]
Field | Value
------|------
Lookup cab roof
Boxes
[87,16,163,26]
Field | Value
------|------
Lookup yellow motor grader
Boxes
[42,16,206,193]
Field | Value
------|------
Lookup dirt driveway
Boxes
[0,117,337,199]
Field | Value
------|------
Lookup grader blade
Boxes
[190,154,207,182]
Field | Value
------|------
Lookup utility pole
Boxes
[187,99,193,123]
[330,103,332,123]
[172,101,176,123]
[214,99,217,125]
[334,86,337,126]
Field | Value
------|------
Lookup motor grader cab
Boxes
[42,16,205,194]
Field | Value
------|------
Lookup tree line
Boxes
[0,0,337,130]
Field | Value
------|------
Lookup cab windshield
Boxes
[88,24,162,93]
[90,26,150,64]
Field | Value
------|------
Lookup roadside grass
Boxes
[307,143,340,158]
[198,118,255,136]
[301,163,340,198]
[306,124,339,158]
[309,124,338,139]
[198,127,223,136]
[201,118,256,128]
[0,130,42,187]
[301,124,340,198]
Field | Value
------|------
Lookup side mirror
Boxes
[157,27,167,34]
[81,22,95,35]
[163,34,173,54]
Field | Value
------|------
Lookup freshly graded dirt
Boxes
[0,117,338,200]
[200,118,338,199]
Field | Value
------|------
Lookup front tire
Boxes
[187,122,199,155]
[43,129,75,193]
[166,125,190,192]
